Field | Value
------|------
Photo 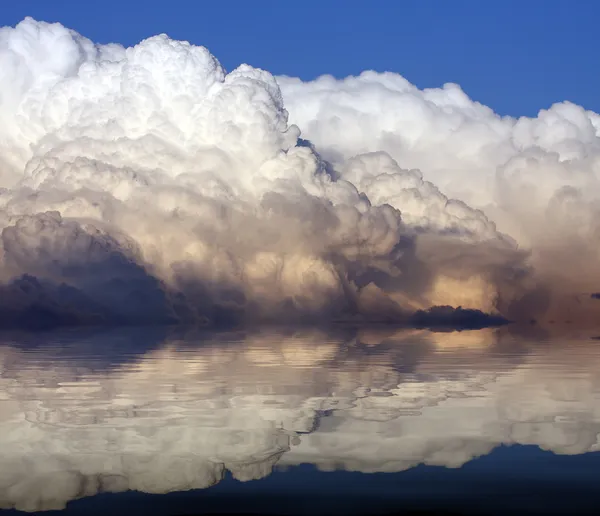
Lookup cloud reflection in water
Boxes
[0,327,600,512]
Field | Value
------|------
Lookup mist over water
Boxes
[0,18,599,328]
[1,326,600,513]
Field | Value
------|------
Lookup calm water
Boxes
[1,326,600,515]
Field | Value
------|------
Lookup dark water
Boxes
[1,326,600,515]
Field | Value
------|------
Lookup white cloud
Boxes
[0,17,597,326]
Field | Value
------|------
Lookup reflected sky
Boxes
[1,326,600,513]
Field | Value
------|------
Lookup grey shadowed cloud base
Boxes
[1,18,599,329]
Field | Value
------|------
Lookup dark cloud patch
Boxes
[0,212,178,329]
[409,306,509,331]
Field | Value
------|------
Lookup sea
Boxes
[1,325,599,515]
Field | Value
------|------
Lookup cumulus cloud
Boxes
[0,17,597,326]
[278,74,600,326]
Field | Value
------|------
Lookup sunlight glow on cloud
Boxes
[0,18,598,327]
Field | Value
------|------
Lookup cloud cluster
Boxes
[0,17,597,326]
[278,74,600,325]
[0,327,599,511]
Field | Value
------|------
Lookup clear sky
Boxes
[2,0,599,117]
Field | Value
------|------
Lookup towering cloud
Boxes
[278,74,600,324]
[0,17,597,327]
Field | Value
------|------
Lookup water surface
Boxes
[1,326,600,515]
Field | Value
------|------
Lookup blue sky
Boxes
[2,1,599,117]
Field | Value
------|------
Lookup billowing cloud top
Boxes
[0,18,598,327]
